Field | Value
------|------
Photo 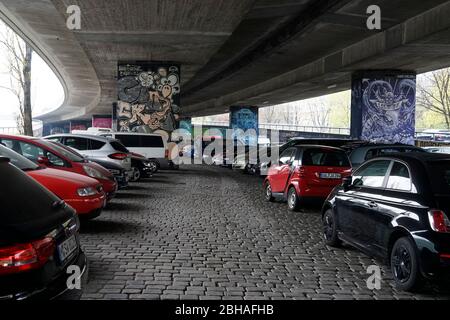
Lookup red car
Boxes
[0,144,105,219]
[0,134,117,201]
[264,145,352,211]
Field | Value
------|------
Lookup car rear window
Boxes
[427,160,450,194]
[110,141,129,153]
[302,148,350,167]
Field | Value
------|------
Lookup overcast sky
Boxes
[0,21,64,128]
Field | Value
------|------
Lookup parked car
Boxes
[0,134,118,201]
[0,144,106,219]
[259,138,360,176]
[342,142,425,167]
[322,153,450,291]
[129,152,157,181]
[264,145,352,211]
[43,134,132,178]
[416,129,450,142]
[0,156,88,300]
[49,141,129,189]
[424,146,450,154]
[99,132,173,171]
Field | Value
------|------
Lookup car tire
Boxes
[287,187,301,212]
[264,182,274,202]
[148,160,159,174]
[322,208,341,247]
[130,166,141,182]
[390,237,423,292]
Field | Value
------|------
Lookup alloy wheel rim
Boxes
[266,185,271,198]
[289,191,296,208]
[392,245,412,283]
[133,167,140,181]
[323,213,333,240]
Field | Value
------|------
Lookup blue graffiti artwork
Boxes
[230,107,258,146]
[360,76,416,144]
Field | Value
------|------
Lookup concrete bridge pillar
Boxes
[350,70,417,145]
[229,106,259,146]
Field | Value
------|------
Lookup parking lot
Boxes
[79,165,450,300]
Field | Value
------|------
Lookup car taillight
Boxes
[108,153,128,160]
[0,237,55,276]
[428,210,450,233]
[165,149,169,159]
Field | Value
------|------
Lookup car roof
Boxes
[45,133,116,142]
[374,152,450,163]
[343,142,422,151]
[290,144,346,151]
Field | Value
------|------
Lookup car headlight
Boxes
[83,165,108,180]
[77,187,97,197]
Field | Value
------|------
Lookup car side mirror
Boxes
[342,176,352,191]
[37,156,50,166]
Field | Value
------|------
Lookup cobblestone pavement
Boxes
[80,165,450,300]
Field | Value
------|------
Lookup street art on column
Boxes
[229,106,259,146]
[116,62,180,134]
[351,71,416,145]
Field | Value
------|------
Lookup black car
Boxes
[87,157,130,188]
[0,157,88,300]
[322,153,450,291]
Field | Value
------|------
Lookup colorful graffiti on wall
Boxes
[116,62,181,134]
[230,106,259,146]
[352,72,416,145]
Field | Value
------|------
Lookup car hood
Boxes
[84,161,115,178]
[27,167,99,187]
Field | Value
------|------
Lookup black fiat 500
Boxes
[0,157,88,300]
[322,153,450,291]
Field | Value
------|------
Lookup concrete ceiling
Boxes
[1,0,450,121]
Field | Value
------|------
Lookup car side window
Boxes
[0,139,14,149]
[279,148,294,165]
[18,142,65,167]
[386,162,412,192]
[65,137,88,150]
[89,139,106,150]
[353,160,391,188]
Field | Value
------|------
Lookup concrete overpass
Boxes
[1,0,450,125]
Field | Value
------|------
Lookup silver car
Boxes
[44,134,132,175]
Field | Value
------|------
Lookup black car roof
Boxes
[375,152,450,163]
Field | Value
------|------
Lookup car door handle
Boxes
[368,201,378,208]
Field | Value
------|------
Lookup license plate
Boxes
[319,172,341,179]
[58,235,77,262]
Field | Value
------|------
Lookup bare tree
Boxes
[307,101,330,128]
[0,26,33,136]
[417,68,450,129]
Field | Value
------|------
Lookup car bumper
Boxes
[66,193,105,215]
[414,231,450,278]
[0,250,88,301]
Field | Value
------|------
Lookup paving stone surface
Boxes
[80,165,450,300]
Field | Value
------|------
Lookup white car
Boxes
[423,146,450,154]
[43,134,132,175]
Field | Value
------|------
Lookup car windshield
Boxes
[38,139,85,162]
[427,160,450,194]
[50,141,87,159]
[0,144,39,171]
[302,148,350,167]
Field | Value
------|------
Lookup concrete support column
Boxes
[350,70,416,145]
[229,106,259,146]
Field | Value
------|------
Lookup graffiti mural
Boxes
[351,72,416,145]
[229,106,259,146]
[116,62,180,133]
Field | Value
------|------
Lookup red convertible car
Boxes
[0,134,117,201]
[0,144,105,219]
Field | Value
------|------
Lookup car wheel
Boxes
[131,166,141,182]
[264,182,274,202]
[147,160,159,174]
[390,237,423,292]
[322,208,341,247]
[287,187,301,212]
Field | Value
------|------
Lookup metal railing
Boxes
[191,121,351,135]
